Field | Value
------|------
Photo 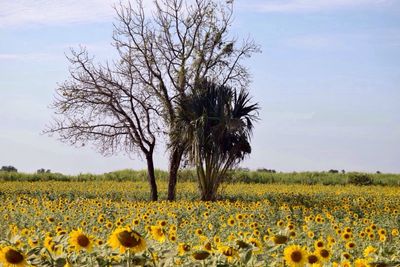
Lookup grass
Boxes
[0,169,399,185]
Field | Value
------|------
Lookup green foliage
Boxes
[1,165,18,172]
[347,173,374,185]
[171,80,259,200]
[0,169,399,185]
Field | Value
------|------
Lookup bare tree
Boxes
[44,49,160,201]
[113,0,260,200]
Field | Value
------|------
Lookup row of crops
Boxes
[0,181,399,266]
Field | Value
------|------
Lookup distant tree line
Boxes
[1,166,17,172]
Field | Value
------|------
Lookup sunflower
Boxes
[247,237,263,254]
[307,253,320,265]
[46,217,55,223]
[271,235,289,245]
[317,248,331,262]
[342,252,351,260]
[202,241,213,252]
[345,241,356,250]
[392,228,399,236]
[236,213,244,220]
[354,258,371,267]
[44,236,63,255]
[307,231,315,238]
[277,220,285,227]
[192,250,210,260]
[341,260,352,267]
[108,227,146,253]
[283,245,308,267]
[28,238,39,248]
[69,229,94,252]
[149,225,166,243]
[169,234,177,242]
[177,243,191,256]
[157,220,167,227]
[363,246,376,257]
[195,228,203,236]
[227,217,235,226]
[132,218,140,226]
[218,245,239,263]
[0,246,27,267]
[314,239,325,249]
[105,221,113,229]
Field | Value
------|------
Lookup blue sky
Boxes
[0,0,399,174]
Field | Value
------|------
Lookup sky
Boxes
[0,0,399,174]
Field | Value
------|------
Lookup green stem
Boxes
[127,250,131,267]
[44,247,55,266]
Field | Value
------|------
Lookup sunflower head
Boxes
[0,246,27,267]
[317,247,331,262]
[363,246,377,257]
[218,245,239,263]
[307,253,320,265]
[69,229,93,252]
[177,243,191,256]
[192,250,210,260]
[149,226,166,243]
[271,235,289,245]
[284,245,308,267]
[247,237,263,254]
[108,227,146,253]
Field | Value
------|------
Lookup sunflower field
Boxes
[0,181,399,266]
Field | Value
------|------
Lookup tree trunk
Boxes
[200,175,219,201]
[167,146,183,201]
[200,184,217,201]
[146,154,158,201]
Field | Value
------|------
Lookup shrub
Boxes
[347,173,373,185]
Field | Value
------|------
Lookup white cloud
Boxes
[0,0,158,28]
[0,0,117,28]
[239,0,393,13]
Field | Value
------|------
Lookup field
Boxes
[1,170,400,186]
[0,180,399,266]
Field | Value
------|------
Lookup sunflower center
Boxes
[117,230,140,247]
[274,235,288,244]
[5,249,24,264]
[320,249,329,258]
[223,247,234,257]
[308,255,318,264]
[290,251,303,262]
[193,251,210,260]
[77,234,90,247]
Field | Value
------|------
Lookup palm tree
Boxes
[172,80,259,201]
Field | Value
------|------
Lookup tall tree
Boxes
[44,49,159,201]
[113,0,260,200]
[172,79,259,201]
